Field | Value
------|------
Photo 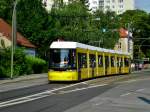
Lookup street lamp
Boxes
[11,0,18,79]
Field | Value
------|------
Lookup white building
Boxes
[89,0,135,14]
[43,0,134,14]
[43,0,69,11]
[114,28,134,59]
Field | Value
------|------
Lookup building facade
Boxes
[0,18,36,56]
[43,0,134,14]
[43,0,69,11]
[114,28,133,59]
[88,0,135,14]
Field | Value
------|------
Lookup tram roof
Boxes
[50,41,130,55]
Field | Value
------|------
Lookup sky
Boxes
[135,0,150,13]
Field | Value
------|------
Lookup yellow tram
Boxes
[48,41,131,81]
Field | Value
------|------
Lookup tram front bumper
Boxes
[48,70,78,81]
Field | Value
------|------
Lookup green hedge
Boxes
[25,55,47,74]
[0,48,47,78]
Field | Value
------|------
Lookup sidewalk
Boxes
[0,69,149,92]
[0,73,47,85]
[0,73,48,92]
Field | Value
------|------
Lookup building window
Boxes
[118,0,123,3]
[99,0,104,7]
[93,1,97,4]
[119,5,123,8]
[0,39,5,48]
[92,7,97,10]
[106,0,110,4]
[105,5,110,9]
[112,0,115,3]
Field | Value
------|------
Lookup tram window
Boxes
[78,53,87,68]
[49,49,76,69]
[98,55,103,67]
[117,57,122,67]
[111,56,115,67]
[120,58,123,67]
[117,57,119,67]
[124,58,129,67]
[89,54,96,68]
[105,56,109,67]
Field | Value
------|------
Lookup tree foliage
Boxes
[0,0,130,58]
[120,10,150,58]
[93,10,120,48]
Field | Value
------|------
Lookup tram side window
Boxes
[120,58,123,67]
[89,54,96,68]
[78,53,87,68]
[117,57,122,67]
[98,55,103,67]
[111,56,115,67]
[124,58,129,67]
[117,57,119,67]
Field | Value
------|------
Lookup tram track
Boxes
[0,70,149,108]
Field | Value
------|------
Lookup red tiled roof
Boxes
[119,28,128,38]
[0,18,36,48]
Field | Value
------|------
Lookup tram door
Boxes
[78,53,81,80]
[119,58,122,74]
[117,57,122,74]
[105,56,109,75]
[77,53,87,80]
[89,54,96,78]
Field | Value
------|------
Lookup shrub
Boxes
[0,48,27,78]
[0,48,47,78]
[25,55,47,74]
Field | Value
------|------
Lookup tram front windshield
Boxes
[49,49,76,70]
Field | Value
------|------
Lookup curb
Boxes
[131,69,150,74]
[0,73,47,85]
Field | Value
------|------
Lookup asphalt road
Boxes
[0,70,150,112]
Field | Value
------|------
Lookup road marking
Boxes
[0,81,93,108]
[94,102,104,106]
[120,93,131,97]
[0,95,49,108]
[136,89,145,92]
[59,84,108,94]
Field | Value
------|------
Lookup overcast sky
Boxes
[135,0,150,12]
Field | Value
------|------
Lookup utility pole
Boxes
[127,23,130,53]
[11,0,17,79]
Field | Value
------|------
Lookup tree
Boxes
[121,10,150,58]
[0,0,13,23]
[0,0,54,57]
[93,10,120,48]
[49,1,92,43]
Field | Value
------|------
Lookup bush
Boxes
[0,48,27,78]
[25,55,47,74]
[0,48,47,78]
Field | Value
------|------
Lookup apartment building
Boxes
[89,0,135,14]
[43,0,69,11]
[44,0,134,14]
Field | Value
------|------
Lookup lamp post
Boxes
[11,0,18,79]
